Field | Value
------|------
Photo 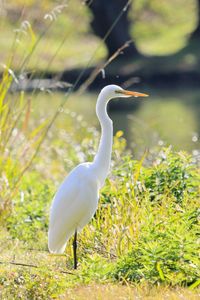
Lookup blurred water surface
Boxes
[36,87,200,158]
[110,87,200,157]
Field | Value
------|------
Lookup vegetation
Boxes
[0,1,200,299]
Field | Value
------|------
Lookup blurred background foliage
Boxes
[132,0,197,55]
[0,0,198,70]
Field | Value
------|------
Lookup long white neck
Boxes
[92,90,113,187]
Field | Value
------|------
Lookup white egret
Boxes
[48,84,148,269]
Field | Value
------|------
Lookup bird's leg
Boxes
[73,229,77,269]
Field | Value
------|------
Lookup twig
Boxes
[0,260,38,268]
[78,41,132,95]
[0,260,75,275]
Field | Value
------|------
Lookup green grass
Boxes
[0,139,200,298]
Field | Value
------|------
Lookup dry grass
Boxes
[65,283,200,300]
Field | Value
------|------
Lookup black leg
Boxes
[73,229,77,269]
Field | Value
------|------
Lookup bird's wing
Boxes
[48,166,99,254]
[48,173,80,253]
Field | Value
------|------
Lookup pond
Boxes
[109,87,200,157]
[35,87,200,159]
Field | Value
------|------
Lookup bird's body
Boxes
[48,85,148,267]
[48,162,99,254]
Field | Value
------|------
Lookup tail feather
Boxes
[48,229,68,254]
[48,226,75,254]
[48,241,67,254]
[48,234,67,254]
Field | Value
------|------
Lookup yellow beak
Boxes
[116,89,149,97]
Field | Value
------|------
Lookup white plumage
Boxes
[48,163,99,254]
[48,85,148,267]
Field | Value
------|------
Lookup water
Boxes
[37,87,200,157]
[109,87,200,157]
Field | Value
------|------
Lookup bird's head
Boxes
[101,84,149,100]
